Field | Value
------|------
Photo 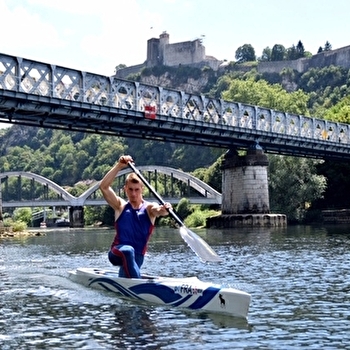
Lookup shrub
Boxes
[176,198,192,219]
[184,210,206,228]
[12,220,27,232]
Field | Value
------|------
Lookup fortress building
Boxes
[115,32,222,78]
[146,31,220,69]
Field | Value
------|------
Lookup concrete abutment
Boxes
[69,206,84,228]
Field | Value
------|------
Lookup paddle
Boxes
[128,162,222,263]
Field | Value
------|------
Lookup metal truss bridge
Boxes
[1,52,350,160]
[0,167,222,208]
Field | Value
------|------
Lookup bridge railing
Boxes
[1,52,349,144]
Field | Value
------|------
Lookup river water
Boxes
[1,225,349,349]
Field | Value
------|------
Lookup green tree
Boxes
[269,156,326,223]
[84,205,107,226]
[114,64,127,74]
[296,40,305,58]
[259,47,272,62]
[235,44,256,63]
[324,41,332,51]
[271,44,286,61]
[192,154,224,192]
[286,45,297,60]
[280,67,296,82]
[13,207,32,226]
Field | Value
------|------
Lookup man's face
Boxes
[124,182,143,203]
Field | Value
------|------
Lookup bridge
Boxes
[1,53,350,160]
[0,167,222,209]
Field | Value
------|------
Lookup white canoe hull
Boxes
[68,267,251,319]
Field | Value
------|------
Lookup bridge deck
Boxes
[1,53,350,160]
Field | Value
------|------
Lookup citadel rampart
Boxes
[258,45,350,74]
[116,34,350,79]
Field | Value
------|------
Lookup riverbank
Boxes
[0,228,46,238]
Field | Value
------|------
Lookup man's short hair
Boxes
[125,172,143,185]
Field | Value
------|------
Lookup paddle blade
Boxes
[179,226,222,263]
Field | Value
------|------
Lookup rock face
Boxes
[0,126,39,154]
[139,70,212,94]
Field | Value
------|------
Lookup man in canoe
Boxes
[99,155,172,278]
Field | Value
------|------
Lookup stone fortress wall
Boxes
[258,44,350,74]
[115,33,350,79]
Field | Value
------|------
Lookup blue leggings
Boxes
[108,245,144,278]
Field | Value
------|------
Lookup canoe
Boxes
[68,267,251,319]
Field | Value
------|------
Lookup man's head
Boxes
[125,172,142,185]
[124,173,144,202]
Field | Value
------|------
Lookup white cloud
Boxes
[0,2,64,70]
[75,1,164,72]
[0,0,164,75]
[0,2,65,52]
[27,0,104,15]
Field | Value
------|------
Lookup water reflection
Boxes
[110,305,159,348]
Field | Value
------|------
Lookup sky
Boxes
[1,0,350,75]
[1,0,350,128]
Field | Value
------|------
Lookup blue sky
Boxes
[1,0,350,77]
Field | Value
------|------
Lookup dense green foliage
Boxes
[0,128,223,185]
[324,95,350,123]
[268,156,327,223]
[249,39,319,62]
[222,78,310,115]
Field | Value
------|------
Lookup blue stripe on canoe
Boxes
[88,277,143,300]
[88,277,185,304]
[87,276,220,309]
[129,283,183,303]
[187,287,219,309]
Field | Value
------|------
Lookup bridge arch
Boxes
[0,167,222,206]
[79,166,222,205]
[0,171,75,201]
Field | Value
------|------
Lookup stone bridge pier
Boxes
[207,144,287,228]
[69,206,84,228]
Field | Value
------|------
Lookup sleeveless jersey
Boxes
[111,201,154,255]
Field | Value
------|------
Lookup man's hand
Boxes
[118,155,134,166]
[160,202,172,215]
